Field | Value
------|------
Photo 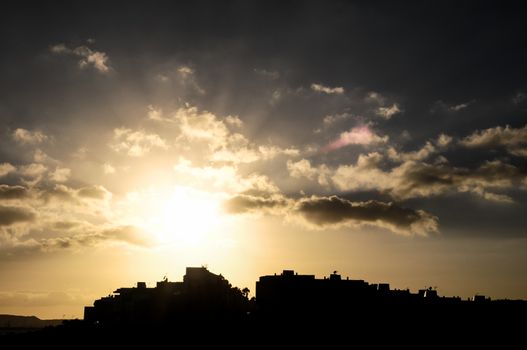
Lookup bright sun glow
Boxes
[121,186,223,245]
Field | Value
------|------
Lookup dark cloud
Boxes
[0,184,28,199]
[25,184,106,205]
[99,226,152,246]
[1,224,152,258]
[39,185,77,203]
[223,193,437,236]
[40,225,151,250]
[0,182,124,257]
[49,220,83,231]
[77,185,110,200]
[223,194,289,214]
[295,196,437,235]
[389,159,525,202]
[0,205,36,226]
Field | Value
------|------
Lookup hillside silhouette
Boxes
[0,315,63,335]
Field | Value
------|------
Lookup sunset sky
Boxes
[1,1,527,319]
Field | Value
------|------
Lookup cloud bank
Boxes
[224,193,438,236]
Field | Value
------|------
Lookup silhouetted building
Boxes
[84,267,250,325]
[83,267,527,333]
[472,294,490,302]
[256,270,374,317]
[254,269,476,320]
[253,269,527,332]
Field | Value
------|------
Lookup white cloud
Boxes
[33,149,55,163]
[110,128,168,157]
[322,113,352,127]
[259,145,299,159]
[460,124,527,156]
[49,43,69,54]
[461,124,527,148]
[321,125,388,153]
[177,65,194,77]
[331,152,390,192]
[175,65,205,94]
[287,159,331,187]
[12,128,49,144]
[287,159,318,180]
[19,163,48,178]
[289,139,525,203]
[173,157,279,194]
[72,147,88,159]
[225,115,243,127]
[436,133,453,147]
[149,104,298,164]
[49,167,71,183]
[431,100,474,113]
[387,142,436,162]
[147,105,163,121]
[171,106,230,150]
[376,103,401,119]
[74,46,110,73]
[103,163,116,174]
[254,68,280,80]
[333,157,524,202]
[0,163,16,177]
[311,83,344,95]
[210,146,261,164]
[365,92,402,119]
[449,102,471,111]
[209,144,299,164]
[50,43,110,73]
[365,91,386,104]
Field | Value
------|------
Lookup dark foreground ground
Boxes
[2,305,525,348]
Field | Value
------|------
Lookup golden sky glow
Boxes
[1,2,527,319]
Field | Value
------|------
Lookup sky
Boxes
[1,1,527,319]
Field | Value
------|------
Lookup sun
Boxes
[156,187,222,244]
[126,186,223,245]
